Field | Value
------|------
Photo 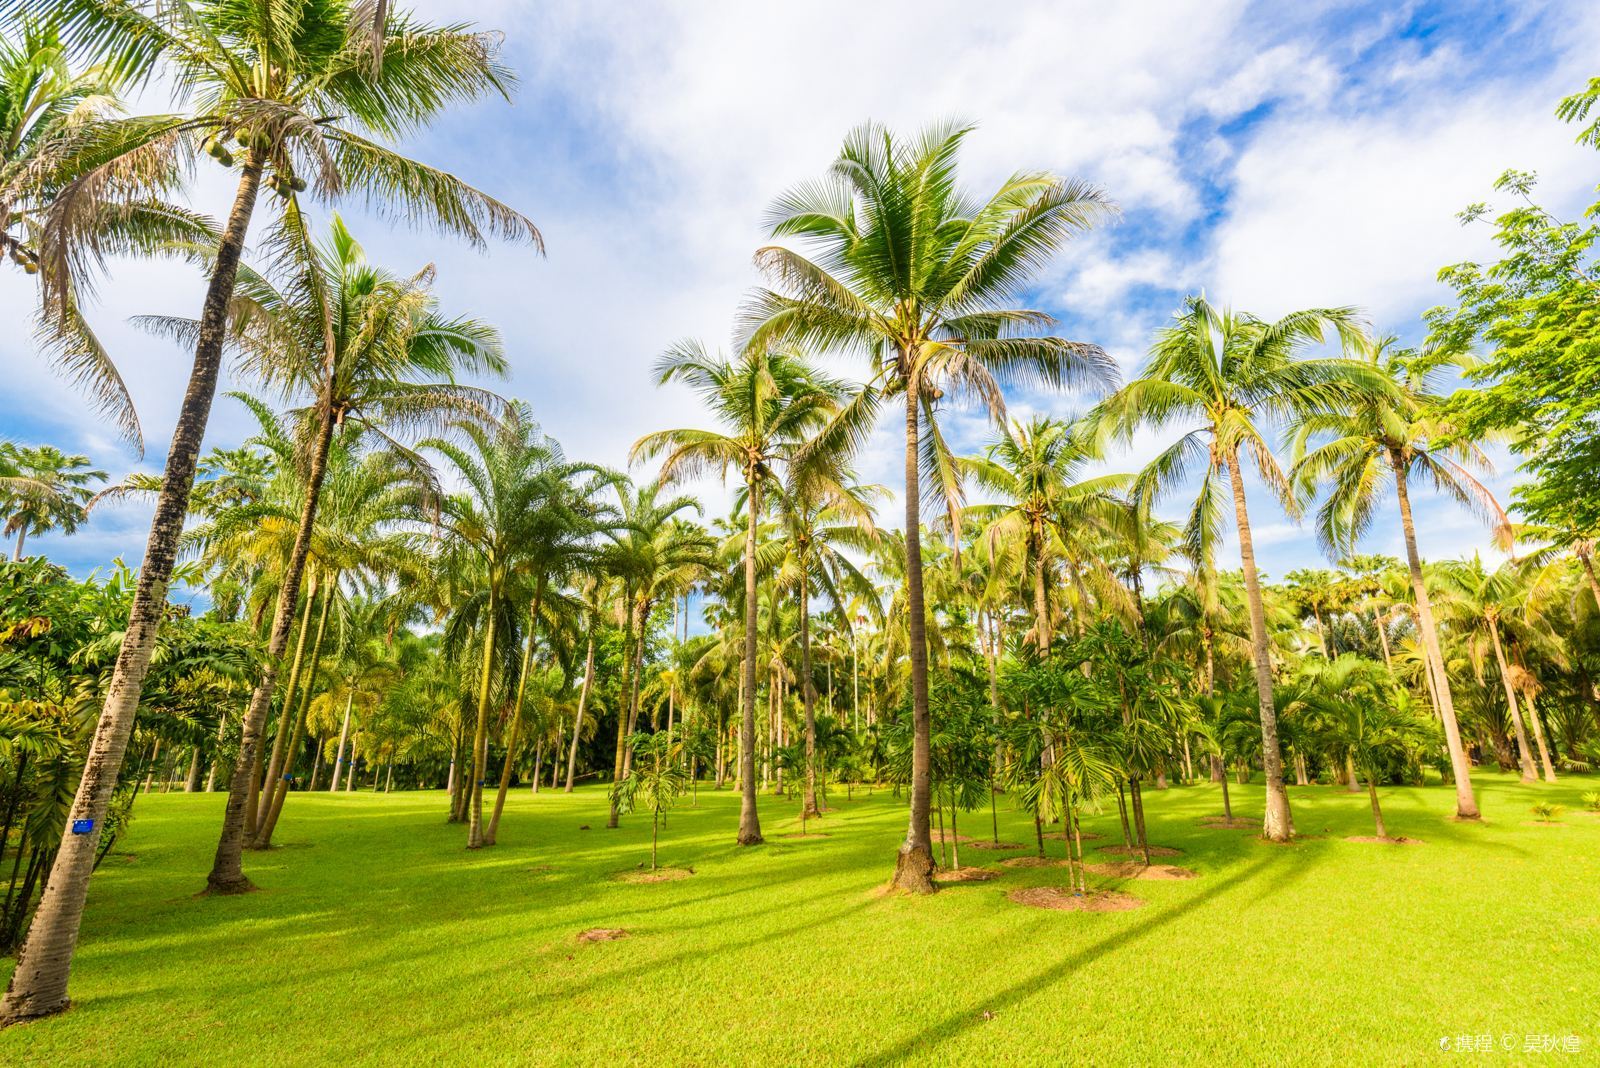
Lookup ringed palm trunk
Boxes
[1224,449,1293,842]
[893,382,935,893]
[1485,616,1537,783]
[1521,689,1557,783]
[2,158,265,1023]
[736,469,763,845]
[489,583,543,845]
[1365,770,1388,839]
[331,692,353,793]
[252,581,319,837]
[565,627,596,792]
[1390,449,1479,819]
[799,557,820,820]
[208,386,338,892]
[467,582,501,848]
[1031,531,1050,654]
[607,600,633,829]
[255,580,335,848]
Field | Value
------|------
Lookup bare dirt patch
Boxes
[778,831,831,839]
[576,927,629,943]
[966,839,1026,850]
[1097,844,1182,858]
[613,866,693,884]
[1000,855,1068,868]
[934,866,1000,883]
[1344,835,1424,845]
[1083,861,1198,880]
[1199,817,1256,829]
[1007,886,1145,912]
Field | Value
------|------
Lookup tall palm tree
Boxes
[426,405,576,849]
[633,342,845,845]
[1,0,537,1024]
[1093,295,1380,842]
[1288,337,1509,819]
[0,443,105,559]
[740,121,1116,890]
[198,215,505,889]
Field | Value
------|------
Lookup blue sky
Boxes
[4,0,1599,593]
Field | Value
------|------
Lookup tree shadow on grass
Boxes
[852,854,1277,1067]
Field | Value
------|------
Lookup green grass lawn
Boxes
[3,771,1597,1065]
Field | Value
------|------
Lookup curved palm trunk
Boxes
[893,384,935,892]
[1224,450,1293,842]
[799,557,820,820]
[489,583,544,846]
[1522,690,1557,783]
[2,159,265,1024]
[467,583,501,848]
[251,583,318,836]
[1485,617,1537,783]
[1365,774,1388,839]
[565,627,596,792]
[255,581,335,847]
[1578,546,1600,613]
[1031,533,1050,653]
[1390,449,1479,819]
[12,528,25,561]
[736,473,763,845]
[208,385,338,892]
[607,599,633,830]
[331,692,353,793]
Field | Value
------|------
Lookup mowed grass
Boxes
[3,771,1598,1066]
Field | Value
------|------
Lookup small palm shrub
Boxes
[1580,791,1600,812]
[1530,801,1565,822]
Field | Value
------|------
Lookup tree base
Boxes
[0,994,70,1028]
[1261,784,1294,843]
[204,874,256,896]
[890,844,936,894]
[736,830,764,846]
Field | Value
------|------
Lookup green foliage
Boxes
[1530,800,1565,822]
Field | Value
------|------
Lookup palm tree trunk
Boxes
[607,595,634,829]
[255,580,335,847]
[252,584,318,836]
[565,627,596,792]
[1,159,266,1023]
[800,559,820,820]
[736,471,764,846]
[1486,617,1537,783]
[467,583,500,848]
[1578,545,1600,613]
[307,739,323,793]
[893,384,935,893]
[332,692,353,794]
[1366,777,1388,839]
[12,527,25,561]
[184,747,204,793]
[1522,690,1557,783]
[208,380,339,893]
[1390,448,1479,819]
[1032,534,1050,653]
[489,589,542,846]
[1224,449,1293,842]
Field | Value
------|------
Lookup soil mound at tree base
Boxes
[1000,856,1068,868]
[1199,817,1256,829]
[613,867,693,883]
[576,928,628,943]
[1344,836,1424,845]
[934,866,1000,883]
[1097,844,1182,857]
[1083,861,1197,880]
[1007,887,1144,912]
[966,840,1026,850]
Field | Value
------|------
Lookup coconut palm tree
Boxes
[1288,336,1509,820]
[1092,295,1381,842]
[633,342,846,845]
[741,120,1117,890]
[0,1,537,1023]
[0,444,105,559]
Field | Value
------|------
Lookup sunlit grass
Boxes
[3,771,1596,1065]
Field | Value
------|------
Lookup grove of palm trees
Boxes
[2,3,1598,1064]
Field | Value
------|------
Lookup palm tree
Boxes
[633,342,845,845]
[1093,295,1381,842]
[1288,337,1509,819]
[961,416,1127,652]
[1,1,537,1024]
[741,121,1116,891]
[0,444,106,559]
[426,405,576,849]
[197,216,505,888]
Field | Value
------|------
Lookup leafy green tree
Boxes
[743,120,1116,891]
[611,729,690,870]
[0,444,105,560]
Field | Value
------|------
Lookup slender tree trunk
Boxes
[607,592,634,829]
[1224,449,1293,842]
[1578,546,1600,613]
[737,471,763,846]
[1374,609,1394,671]
[11,527,24,561]
[893,383,935,893]
[1486,617,1537,783]
[565,627,595,793]
[307,739,323,793]
[1345,753,1362,794]
[1032,534,1050,653]
[1523,691,1557,783]
[489,589,542,846]
[1366,777,1388,839]
[184,747,204,793]
[209,374,339,892]
[332,692,353,794]
[253,584,318,837]
[1391,449,1479,819]
[466,583,500,848]
[2,160,265,1023]
[799,560,820,820]
[1220,771,1232,820]
[255,581,335,848]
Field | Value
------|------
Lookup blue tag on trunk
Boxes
[72,819,95,834]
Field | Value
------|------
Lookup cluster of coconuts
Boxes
[9,246,38,274]
[265,172,307,197]
[200,127,303,197]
